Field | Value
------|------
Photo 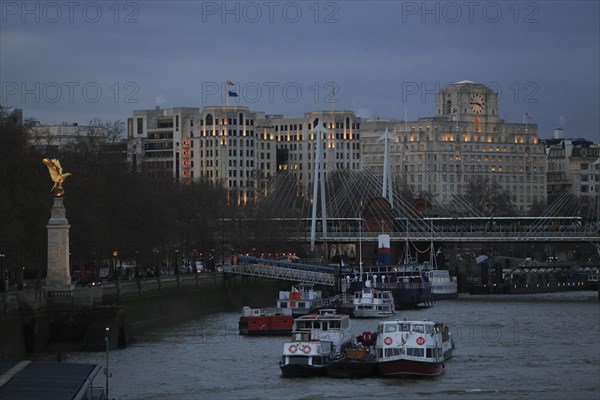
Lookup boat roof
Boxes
[296,309,349,320]
[380,320,437,326]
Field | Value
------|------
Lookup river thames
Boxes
[64,291,599,400]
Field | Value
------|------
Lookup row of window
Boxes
[390,143,543,154]
[200,116,255,126]
[200,138,256,147]
[228,160,255,168]
[405,173,544,185]
[228,180,255,188]
[228,169,254,177]
[279,142,360,151]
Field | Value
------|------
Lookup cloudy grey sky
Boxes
[1,1,598,142]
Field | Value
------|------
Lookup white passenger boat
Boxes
[279,309,352,377]
[352,281,396,318]
[375,320,453,377]
[424,269,458,300]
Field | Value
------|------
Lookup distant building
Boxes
[196,106,267,205]
[258,110,362,195]
[128,107,199,181]
[126,84,599,213]
[28,122,108,153]
[361,81,546,213]
[0,106,23,125]
[544,130,600,204]
[128,106,361,205]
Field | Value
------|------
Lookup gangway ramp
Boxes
[222,263,335,286]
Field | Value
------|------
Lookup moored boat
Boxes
[276,283,323,317]
[279,309,352,377]
[375,320,451,377]
[352,282,396,318]
[424,269,458,300]
[238,306,293,336]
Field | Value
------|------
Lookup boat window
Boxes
[377,324,384,334]
[384,324,397,333]
[289,356,310,365]
[322,322,328,331]
[280,302,287,308]
[330,321,340,329]
[313,356,322,366]
[383,348,402,357]
[400,323,411,332]
[426,348,432,358]
[407,348,425,357]
[425,325,434,334]
[412,324,425,333]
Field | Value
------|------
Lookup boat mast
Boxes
[359,210,363,281]
[404,217,411,264]
[429,219,437,270]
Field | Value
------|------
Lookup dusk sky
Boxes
[1,1,599,142]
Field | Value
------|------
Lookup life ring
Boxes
[384,336,392,345]
[289,345,297,353]
[303,345,311,354]
[416,336,425,345]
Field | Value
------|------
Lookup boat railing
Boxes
[311,293,353,309]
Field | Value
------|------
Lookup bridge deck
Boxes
[291,232,600,243]
[223,263,335,286]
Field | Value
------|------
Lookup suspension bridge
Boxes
[251,124,600,246]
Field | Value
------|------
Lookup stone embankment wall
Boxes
[0,274,288,360]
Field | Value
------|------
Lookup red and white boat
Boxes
[276,283,322,317]
[375,320,451,377]
[238,306,293,336]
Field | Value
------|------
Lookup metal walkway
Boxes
[222,263,335,286]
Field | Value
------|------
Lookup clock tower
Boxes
[436,81,500,124]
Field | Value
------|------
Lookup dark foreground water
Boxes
[65,291,600,400]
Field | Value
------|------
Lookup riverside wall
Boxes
[0,274,289,360]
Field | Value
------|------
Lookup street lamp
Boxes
[112,251,118,280]
[105,327,110,399]
[0,253,5,292]
[174,250,179,275]
[135,250,140,279]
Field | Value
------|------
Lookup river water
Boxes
[65,291,600,400]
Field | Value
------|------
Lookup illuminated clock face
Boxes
[470,93,486,114]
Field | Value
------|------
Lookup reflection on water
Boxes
[66,291,600,400]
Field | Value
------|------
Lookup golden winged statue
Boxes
[42,158,72,196]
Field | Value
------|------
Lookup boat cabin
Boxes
[376,320,444,362]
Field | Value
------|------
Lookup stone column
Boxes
[46,197,73,291]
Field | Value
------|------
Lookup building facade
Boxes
[362,81,546,213]
[128,107,199,181]
[259,110,362,195]
[544,129,600,205]
[195,106,268,205]
[128,106,361,205]
[126,83,598,215]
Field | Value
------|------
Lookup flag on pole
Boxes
[226,80,234,86]
[228,91,238,97]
